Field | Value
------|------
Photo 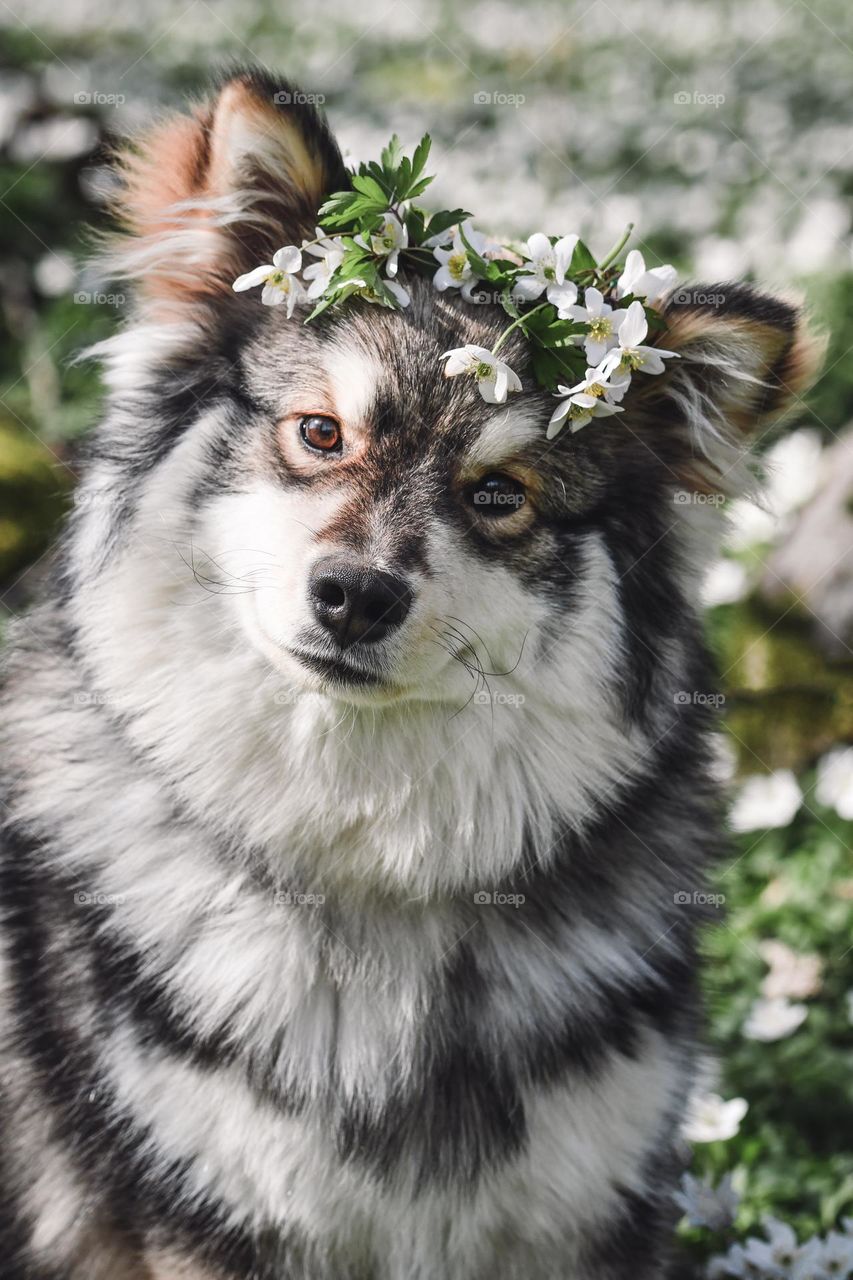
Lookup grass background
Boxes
[1,0,851,1270]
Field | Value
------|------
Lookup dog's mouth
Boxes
[287,646,388,689]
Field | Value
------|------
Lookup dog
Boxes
[0,68,821,1280]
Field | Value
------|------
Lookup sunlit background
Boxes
[1,0,851,1272]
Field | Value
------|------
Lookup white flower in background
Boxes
[547,365,624,438]
[441,344,521,404]
[743,996,808,1042]
[764,428,824,517]
[682,1091,748,1143]
[433,222,501,302]
[792,1237,829,1280]
[567,286,629,365]
[759,940,823,1000]
[366,210,408,277]
[301,230,346,299]
[820,1231,853,1277]
[816,748,853,821]
[701,558,749,608]
[616,247,678,305]
[674,1172,739,1231]
[742,1218,800,1274]
[232,246,304,312]
[708,1242,751,1278]
[600,300,679,388]
[512,231,580,312]
[729,769,803,833]
[725,498,778,551]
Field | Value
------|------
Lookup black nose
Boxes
[308,557,413,647]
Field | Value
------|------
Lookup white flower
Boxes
[616,248,678,306]
[682,1091,748,1143]
[441,344,521,404]
[600,299,678,387]
[567,286,629,365]
[743,996,808,1042]
[791,1237,829,1280]
[674,1172,739,1231]
[547,365,624,438]
[433,221,501,302]
[232,246,304,313]
[512,231,579,312]
[759,940,823,1001]
[730,769,803,833]
[301,230,346,299]
[820,1230,853,1277]
[708,1243,751,1278]
[367,210,408,277]
[743,1218,801,1276]
[816,748,853,821]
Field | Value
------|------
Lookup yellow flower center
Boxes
[475,361,494,380]
[621,350,645,370]
[587,317,612,340]
[587,382,606,398]
[448,252,468,281]
[569,402,589,418]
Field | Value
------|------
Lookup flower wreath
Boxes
[233,134,678,439]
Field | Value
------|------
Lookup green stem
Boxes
[491,302,549,355]
[597,222,634,272]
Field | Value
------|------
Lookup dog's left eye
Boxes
[299,415,342,453]
[468,473,527,516]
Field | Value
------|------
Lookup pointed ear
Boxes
[634,284,825,497]
[105,70,347,308]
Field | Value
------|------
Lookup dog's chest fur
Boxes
[1,604,702,1279]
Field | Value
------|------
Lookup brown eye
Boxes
[469,473,526,516]
[299,415,342,453]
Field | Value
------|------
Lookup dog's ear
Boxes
[630,284,824,498]
[105,70,347,309]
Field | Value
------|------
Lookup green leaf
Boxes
[405,206,426,244]
[410,133,431,182]
[424,208,471,241]
[570,240,598,274]
[351,174,390,205]
[380,134,403,172]
[404,175,434,200]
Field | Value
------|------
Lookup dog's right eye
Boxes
[299,415,342,453]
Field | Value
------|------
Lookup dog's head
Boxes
[64,72,821,887]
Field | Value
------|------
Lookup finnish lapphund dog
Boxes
[0,69,820,1280]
